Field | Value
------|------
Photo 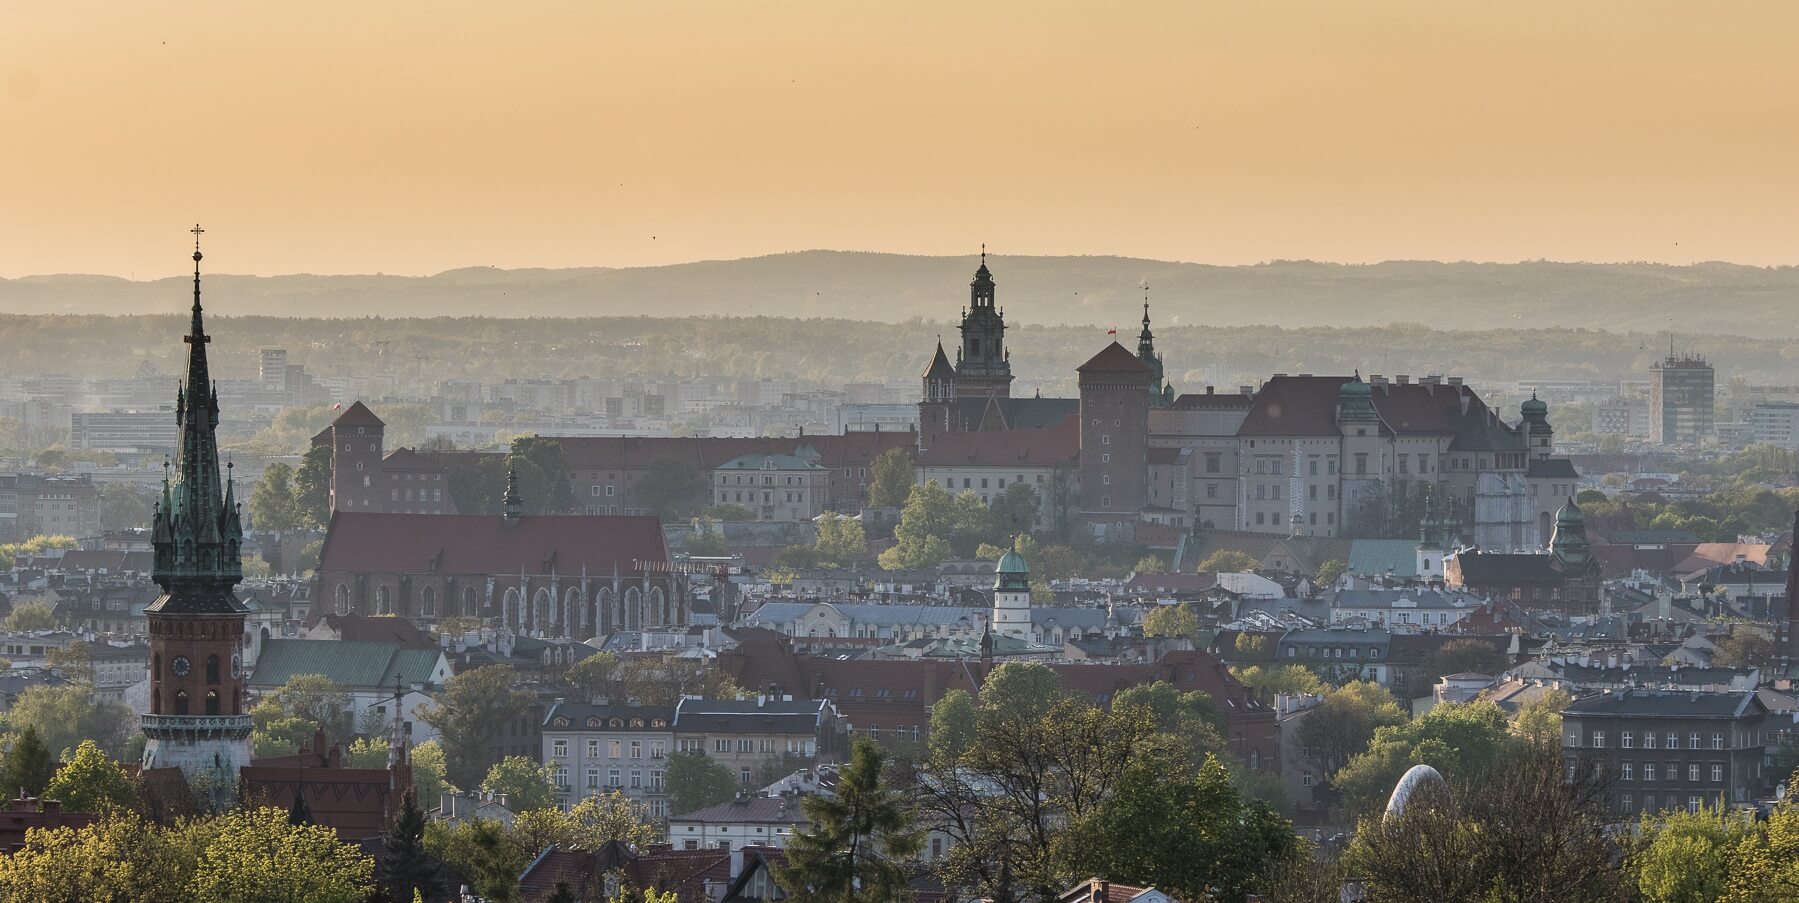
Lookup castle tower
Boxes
[953,249,1013,398]
[1078,342,1155,524]
[312,400,386,512]
[142,226,253,795]
[991,550,1033,642]
[1416,485,1444,580]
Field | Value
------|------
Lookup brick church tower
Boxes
[142,227,253,795]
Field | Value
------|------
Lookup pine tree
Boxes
[775,736,922,902]
[3,727,54,798]
[382,789,440,903]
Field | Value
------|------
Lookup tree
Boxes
[867,448,915,508]
[704,503,756,522]
[1071,754,1293,903]
[1232,664,1326,700]
[1111,681,1227,761]
[508,436,577,515]
[291,445,334,529]
[1510,687,1574,748]
[633,456,708,522]
[188,807,375,903]
[989,483,1040,539]
[1198,549,1259,574]
[1626,803,1758,903]
[99,482,154,532]
[1713,630,1779,670]
[480,756,558,813]
[1033,543,1082,582]
[687,516,727,556]
[0,811,208,903]
[419,665,532,789]
[3,727,55,797]
[411,739,452,805]
[250,673,354,749]
[1403,638,1510,698]
[667,751,739,815]
[814,511,869,565]
[8,685,136,758]
[1141,603,1198,639]
[1234,632,1270,657]
[978,661,1065,723]
[249,461,302,533]
[3,600,59,631]
[1292,682,1406,791]
[252,715,319,759]
[1721,781,1799,902]
[1345,743,1624,903]
[345,736,388,769]
[1314,559,1348,587]
[776,543,823,570]
[424,817,525,903]
[563,650,623,703]
[510,791,660,857]
[380,789,441,903]
[43,740,138,813]
[927,689,977,764]
[1332,700,1515,818]
[46,641,94,685]
[1132,554,1167,575]
[777,737,922,903]
[880,480,957,570]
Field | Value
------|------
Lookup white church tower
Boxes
[992,551,1034,641]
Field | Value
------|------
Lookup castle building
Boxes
[141,228,254,790]
[1444,497,1602,614]
[991,551,1033,641]
[1077,342,1155,524]
[310,402,456,515]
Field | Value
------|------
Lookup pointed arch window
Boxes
[206,654,220,684]
[174,690,189,716]
[205,690,220,716]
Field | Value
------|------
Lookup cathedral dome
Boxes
[996,550,1028,575]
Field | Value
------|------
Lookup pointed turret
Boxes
[1549,496,1591,568]
[148,226,246,615]
[1136,286,1170,407]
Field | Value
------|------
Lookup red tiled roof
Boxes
[556,433,912,474]
[917,415,1079,467]
[317,512,669,576]
[1172,390,1255,411]
[330,400,385,428]
[1077,341,1153,374]
[1236,375,1488,438]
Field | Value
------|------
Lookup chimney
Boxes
[1396,374,1410,384]
[1240,386,1253,396]
[1447,376,1463,387]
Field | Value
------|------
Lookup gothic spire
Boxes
[149,225,245,614]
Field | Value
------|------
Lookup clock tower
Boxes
[141,226,253,793]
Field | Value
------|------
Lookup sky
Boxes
[3,1,1797,278]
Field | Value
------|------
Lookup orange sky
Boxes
[3,1,1797,278]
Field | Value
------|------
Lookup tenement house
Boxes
[541,702,675,817]
[1562,688,1768,816]
[672,696,836,788]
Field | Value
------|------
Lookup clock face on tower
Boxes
[171,656,191,677]
[231,653,242,678]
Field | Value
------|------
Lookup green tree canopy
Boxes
[43,740,138,813]
[1332,700,1514,818]
[419,665,532,789]
[480,756,558,813]
[249,461,302,533]
[3,727,55,797]
[1198,549,1260,574]
[927,689,977,765]
[188,807,375,903]
[1141,603,1199,639]
[866,447,915,509]
[667,751,739,816]
[9,685,136,758]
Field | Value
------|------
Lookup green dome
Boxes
[996,551,1029,574]
[1521,395,1548,417]
[1556,497,1584,525]
[1340,379,1372,398]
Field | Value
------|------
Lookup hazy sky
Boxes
[4,1,1797,278]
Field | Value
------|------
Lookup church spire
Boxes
[150,224,245,613]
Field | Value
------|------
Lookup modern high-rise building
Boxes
[1649,352,1715,446]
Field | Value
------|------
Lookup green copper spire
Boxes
[149,226,246,614]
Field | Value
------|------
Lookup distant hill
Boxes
[4,252,1799,337]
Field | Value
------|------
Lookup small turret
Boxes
[1549,497,1591,568]
[503,462,523,523]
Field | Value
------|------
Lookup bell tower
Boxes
[142,225,253,795]
[953,247,1013,398]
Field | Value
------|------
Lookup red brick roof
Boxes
[917,415,1078,466]
[317,512,670,576]
[557,432,913,473]
[1077,341,1153,374]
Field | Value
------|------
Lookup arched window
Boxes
[648,586,666,628]
[206,654,220,684]
[205,690,220,716]
[624,587,641,631]
[463,585,480,618]
[503,588,521,628]
[375,585,392,615]
[335,584,351,615]
[174,690,189,716]
[422,586,437,618]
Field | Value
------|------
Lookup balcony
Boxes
[140,714,253,739]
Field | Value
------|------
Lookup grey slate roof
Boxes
[1329,588,1486,610]
[542,702,675,730]
[1562,688,1764,719]
[672,697,826,734]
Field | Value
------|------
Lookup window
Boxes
[1688,796,1700,814]
[1712,765,1723,783]
[740,768,752,785]
[1712,733,1723,750]
[1622,793,1634,812]
[715,739,731,753]
[587,739,600,757]
[586,768,600,789]
[630,740,642,759]
[1688,764,1700,782]
[609,768,621,787]
[1690,733,1701,750]
[630,770,642,789]
[1621,763,1634,781]
[552,740,568,758]
[1666,732,1677,749]
[610,740,622,759]
[1355,453,1368,474]
[1621,731,1633,749]
[1102,435,1110,445]
[651,741,665,759]
[1645,764,1657,782]
[1645,732,1658,750]
[1590,731,1604,749]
